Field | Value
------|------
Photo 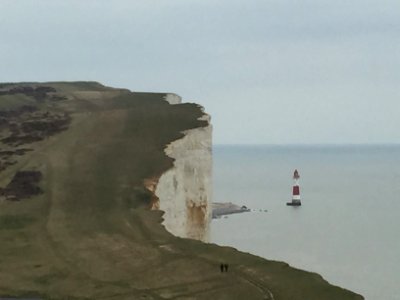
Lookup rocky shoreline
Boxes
[212,202,250,218]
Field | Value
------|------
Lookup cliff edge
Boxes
[154,111,212,242]
[0,82,363,300]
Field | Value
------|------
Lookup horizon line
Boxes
[213,142,400,146]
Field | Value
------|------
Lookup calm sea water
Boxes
[210,145,400,300]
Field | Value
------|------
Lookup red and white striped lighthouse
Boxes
[287,169,301,206]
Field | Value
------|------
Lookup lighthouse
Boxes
[287,169,301,206]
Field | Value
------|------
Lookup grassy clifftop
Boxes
[0,82,363,299]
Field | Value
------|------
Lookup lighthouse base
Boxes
[286,201,301,206]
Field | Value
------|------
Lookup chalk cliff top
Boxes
[0,82,363,299]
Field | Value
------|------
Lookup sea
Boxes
[210,145,400,300]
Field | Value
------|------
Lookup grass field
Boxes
[0,82,364,299]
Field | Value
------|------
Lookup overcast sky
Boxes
[1,0,399,144]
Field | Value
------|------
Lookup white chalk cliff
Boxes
[163,93,182,105]
[154,96,212,242]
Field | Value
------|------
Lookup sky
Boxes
[1,0,399,144]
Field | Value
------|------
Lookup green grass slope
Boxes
[0,82,363,299]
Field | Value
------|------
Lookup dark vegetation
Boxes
[0,107,71,147]
[0,86,56,101]
[0,85,71,173]
[0,148,32,156]
[0,105,37,119]
[1,113,71,146]
[0,159,17,171]
[0,171,43,200]
[0,148,32,171]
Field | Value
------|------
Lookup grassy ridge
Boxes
[0,82,363,299]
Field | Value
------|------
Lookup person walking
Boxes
[220,263,224,273]
[224,264,229,272]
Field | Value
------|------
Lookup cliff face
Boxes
[154,112,212,242]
